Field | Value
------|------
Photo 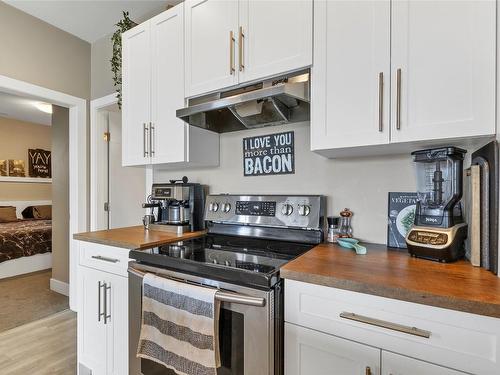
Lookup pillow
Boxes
[21,206,35,219]
[0,207,18,222]
[33,205,52,220]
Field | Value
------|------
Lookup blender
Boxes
[405,147,468,262]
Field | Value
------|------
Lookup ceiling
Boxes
[0,91,52,126]
[4,0,174,43]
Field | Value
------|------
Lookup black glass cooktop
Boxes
[129,234,314,289]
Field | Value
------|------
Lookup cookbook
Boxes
[387,192,418,249]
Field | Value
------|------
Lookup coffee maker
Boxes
[143,177,206,233]
[406,147,468,262]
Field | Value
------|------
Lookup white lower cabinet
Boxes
[382,352,466,375]
[285,323,380,375]
[77,243,129,375]
[285,280,500,375]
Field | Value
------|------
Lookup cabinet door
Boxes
[122,22,152,166]
[382,352,466,375]
[151,4,187,164]
[105,272,128,375]
[238,0,312,84]
[185,0,239,97]
[78,267,108,375]
[311,0,390,152]
[285,323,380,375]
[391,0,496,143]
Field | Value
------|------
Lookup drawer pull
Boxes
[340,312,431,338]
[91,255,120,264]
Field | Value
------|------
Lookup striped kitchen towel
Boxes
[137,273,221,375]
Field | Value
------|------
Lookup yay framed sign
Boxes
[243,131,295,176]
[28,149,52,178]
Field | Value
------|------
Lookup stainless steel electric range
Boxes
[129,194,325,375]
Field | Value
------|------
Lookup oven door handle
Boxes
[128,266,266,308]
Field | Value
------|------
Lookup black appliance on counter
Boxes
[406,147,468,262]
[129,194,325,375]
[142,177,206,233]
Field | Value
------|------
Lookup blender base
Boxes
[406,223,468,263]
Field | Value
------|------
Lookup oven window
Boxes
[142,308,244,375]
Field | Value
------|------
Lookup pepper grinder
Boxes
[327,216,341,243]
[339,208,353,238]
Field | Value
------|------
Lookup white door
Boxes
[151,4,187,164]
[108,111,146,228]
[382,351,466,375]
[78,267,108,375]
[238,0,312,84]
[105,273,129,375]
[390,0,496,143]
[311,0,390,151]
[185,0,239,97]
[122,22,152,166]
[285,323,380,375]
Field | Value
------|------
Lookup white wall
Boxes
[154,122,420,244]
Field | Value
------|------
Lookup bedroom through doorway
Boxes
[0,90,70,332]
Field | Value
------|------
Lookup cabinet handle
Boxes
[104,283,111,324]
[98,281,104,322]
[150,122,155,157]
[340,312,431,338]
[229,30,235,75]
[378,72,383,132]
[365,367,371,375]
[91,255,119,263]
[143,123,149,157]
[396,68,402,130]
[239,26,245,71]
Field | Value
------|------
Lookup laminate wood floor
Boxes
[0,309,76,375]
[0,270,69,332]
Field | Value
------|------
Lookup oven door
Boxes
[129,262,279,375]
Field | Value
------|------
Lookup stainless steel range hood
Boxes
[176,71,310,133]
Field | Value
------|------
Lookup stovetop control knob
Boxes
[298,204,311,216]
[224,260,231,266]
[281,203,293,216]
[210,202,220,212]
[212,259,218,264]
[222,202,231,213]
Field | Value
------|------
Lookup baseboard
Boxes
[50,278,70,296]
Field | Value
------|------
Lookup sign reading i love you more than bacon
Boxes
[243,131,295,176]
[28,149,51,178]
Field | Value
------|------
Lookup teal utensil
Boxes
[337,238,367,255]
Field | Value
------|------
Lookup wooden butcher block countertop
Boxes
[74,226,206,250]
[281,242,500,318]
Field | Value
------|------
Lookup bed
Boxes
[0,200,52,279]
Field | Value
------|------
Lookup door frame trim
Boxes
[0,74,87,311]
[90,93,117,231]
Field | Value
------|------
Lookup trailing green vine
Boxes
[111,11,137,109]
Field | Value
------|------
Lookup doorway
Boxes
[91,94,147,230]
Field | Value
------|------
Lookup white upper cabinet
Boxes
[122,3,219,168]
[311,0,496,157]
[184,0,239,97]
[151,6,187,164]
[238,0,312,84]
[122,22,151,167]
[184,0,313,98]
[311,0,390,151]
[391,0,496,143]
